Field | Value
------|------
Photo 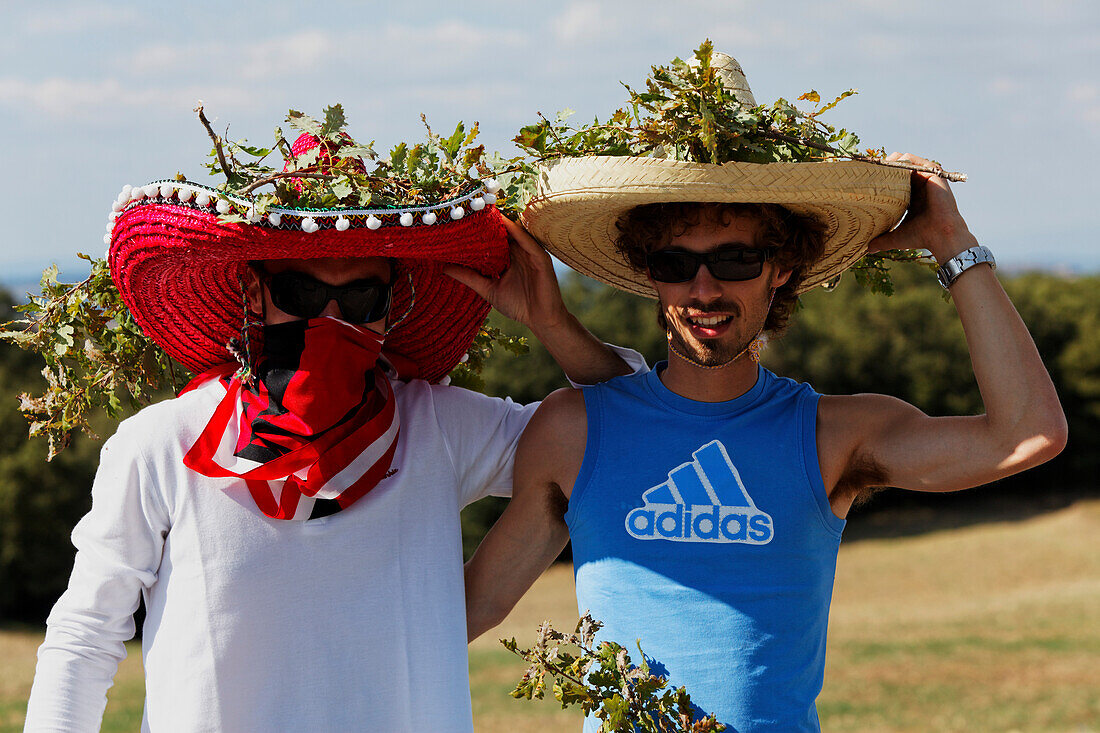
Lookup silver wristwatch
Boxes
[935,245,996,289]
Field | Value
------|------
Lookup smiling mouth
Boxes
[686,314,732,328]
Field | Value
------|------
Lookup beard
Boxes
[660,298,765,368]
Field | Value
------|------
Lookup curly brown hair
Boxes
[614,202,826,336]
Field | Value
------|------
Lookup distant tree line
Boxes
[1,268,1097,622]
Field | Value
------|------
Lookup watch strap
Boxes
[936,245,996,289]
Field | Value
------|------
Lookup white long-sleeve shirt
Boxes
[25,376,538,732]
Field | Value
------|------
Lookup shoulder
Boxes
[532,387,586,429]
[521,388,587,457]
[392,378,531,422]
[517,388,587,496]
[393,378,518,413]
[107,381,223,462]
[759,368,818,402]
[818,392,925,432]
[816,392,926,479]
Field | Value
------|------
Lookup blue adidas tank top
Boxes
[566,364,845,732]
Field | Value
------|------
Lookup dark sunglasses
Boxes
[261,269,392,324]
[646,247,778,283]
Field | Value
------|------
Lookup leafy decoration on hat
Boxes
[0,256,184,458]
[503,40,951,295]
[0,107,518,458]
[198,104,494,223]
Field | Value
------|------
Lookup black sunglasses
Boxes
[646,247,778,283]
[260,269,392,324]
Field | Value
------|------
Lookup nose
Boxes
[320,298,343,319]
[687,263,724,303]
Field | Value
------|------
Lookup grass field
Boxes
[4,500,1098,732]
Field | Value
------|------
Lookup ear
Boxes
[242,266,264,316]
[770,267,793,290]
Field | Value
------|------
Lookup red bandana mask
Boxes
[184,317,400,520]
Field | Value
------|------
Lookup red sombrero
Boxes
[106,136,508,385]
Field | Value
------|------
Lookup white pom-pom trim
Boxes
[159,183,175,199]
[112,200,124,213]
[366,215,382,230]
[450,206,464,220]
[400,212,414,227]
[335,216,350,231]
[103,233,112,245]
[438,375,452,386]
[130,188,146,201]
[422,211,437,225]
[177,187,194,202]
[215,198,231,214]
[268,212,282,226]
[483,178,501,194]
[302,217,319,233]
[195,192,211,207]
[482,193,497,205]
[470,197,485,211]
[143,184,160,198]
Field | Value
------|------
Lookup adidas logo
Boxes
[624,440,774,545]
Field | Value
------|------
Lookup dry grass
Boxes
[4,500,1099,732]
[474,500,1100,732]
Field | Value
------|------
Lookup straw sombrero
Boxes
[520,53,911,297]
[107,134,508,384]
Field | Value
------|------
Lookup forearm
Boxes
[465,501,569,642]
[26,634,122,732]
[530,312,633,386]
[25,565,141,732]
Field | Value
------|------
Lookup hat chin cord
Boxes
[384,271,416,335]
[666,330,763,370]
[665,287,774,370]
[226,269,414,380]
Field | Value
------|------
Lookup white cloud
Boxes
[129,22,528,82]
[987,76,1025,97]
[0,77,258,118]
[1067,81,1100,124]
[20,4,138,34]
[552,2,608,43]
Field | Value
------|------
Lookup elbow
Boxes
[1008,406,1068,471]
[467,601,509,643]
[1034,414,1069,464]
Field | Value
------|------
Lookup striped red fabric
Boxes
[182,318,400,521]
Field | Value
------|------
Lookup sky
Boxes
[1,0,1097,287]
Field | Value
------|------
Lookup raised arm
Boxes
[819,154,1068,518]
[465,388,586,641]
[444,218,633,385]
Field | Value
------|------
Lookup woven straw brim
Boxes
[109,203,509,383]
[521,156,910,297]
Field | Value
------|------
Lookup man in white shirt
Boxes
[24,134,640,732]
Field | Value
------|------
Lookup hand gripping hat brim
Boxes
[521,155,910,297]
[109,186,508,384]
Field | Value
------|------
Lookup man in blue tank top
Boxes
[465,141,1067,730]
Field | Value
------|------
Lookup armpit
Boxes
[545,481,570,521]
[836,452,890,508]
